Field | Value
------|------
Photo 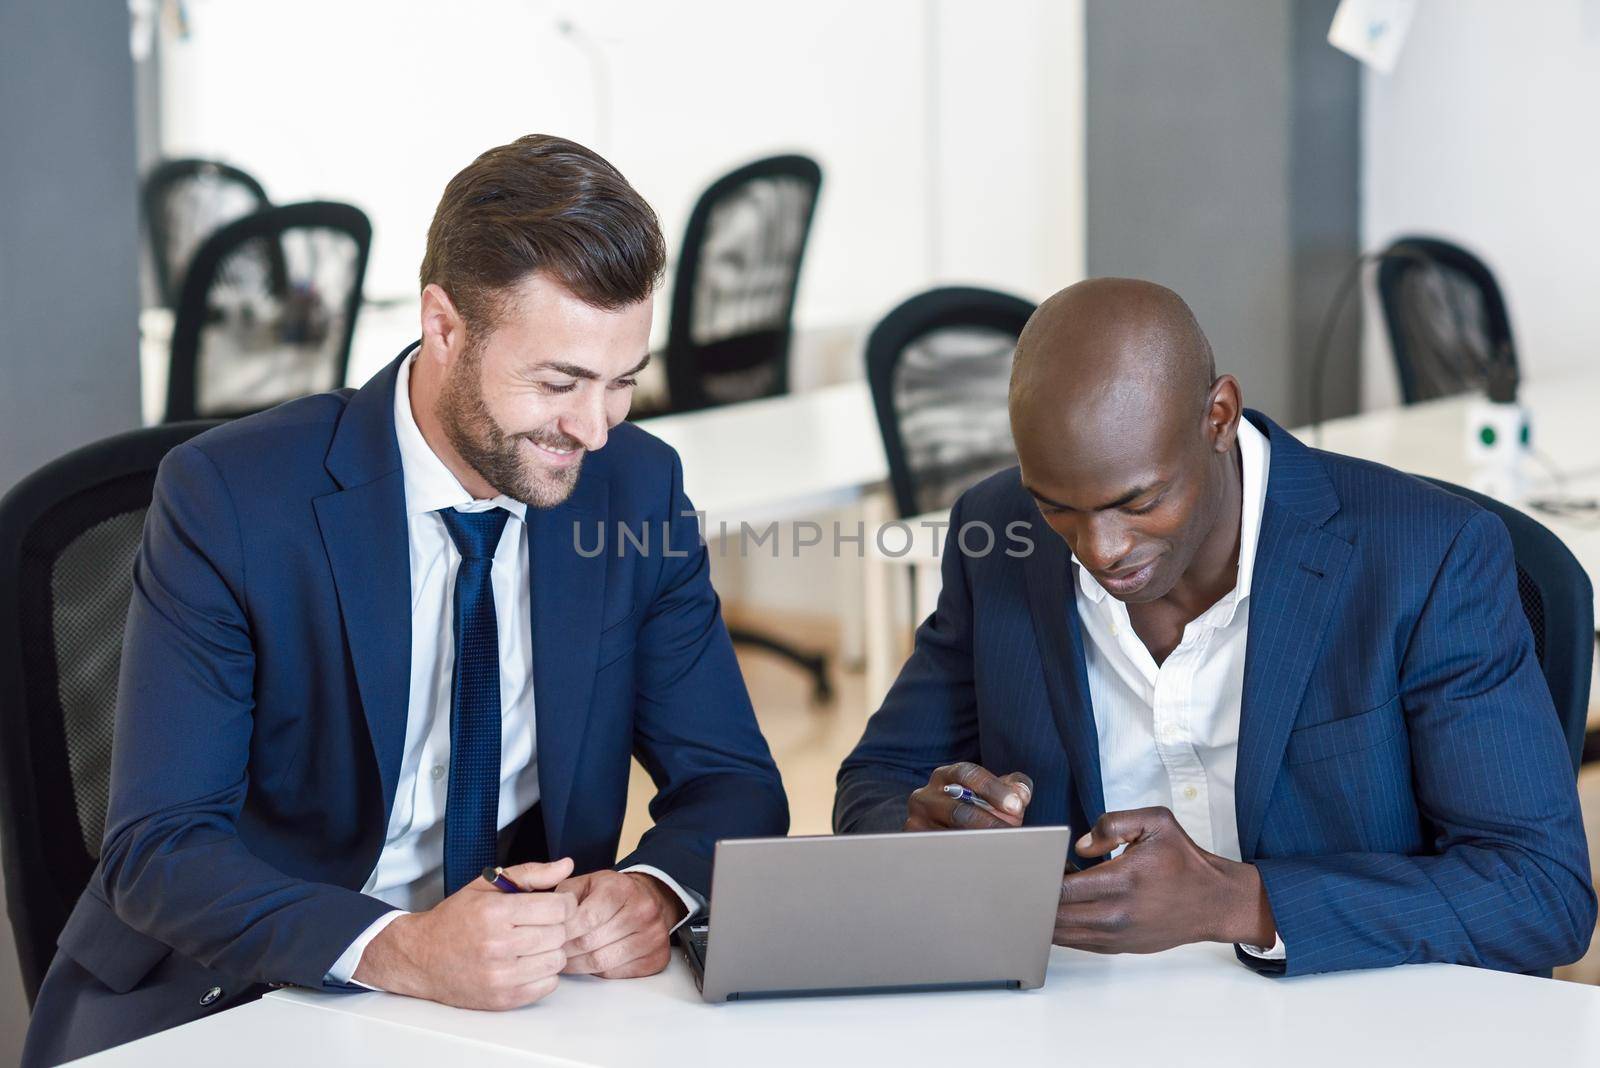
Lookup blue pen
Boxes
[481,865,522,893]
[942,783,1003,814]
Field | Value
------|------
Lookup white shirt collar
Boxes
[1073,415,1271,610]
[394,350,528,522]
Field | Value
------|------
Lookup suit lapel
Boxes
[528,474,608,856]
[1024,526,1106,829]
[313,350,413,818]
[1234,413,1353,860]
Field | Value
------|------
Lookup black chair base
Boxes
[729,625,832,705]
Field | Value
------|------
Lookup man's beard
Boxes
[438,344,584,509]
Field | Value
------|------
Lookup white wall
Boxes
[1361,0,1600,409]
[159,0,1084,360]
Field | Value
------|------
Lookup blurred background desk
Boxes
[77,940,1600,1067]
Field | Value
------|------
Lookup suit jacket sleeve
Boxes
[97,444,392,989]
[833,495,984,834]
[1248,510,1597,976]
[613,450,789,896]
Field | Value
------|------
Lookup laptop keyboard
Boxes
[682,924,711,974]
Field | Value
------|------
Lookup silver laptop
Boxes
[680,826,1070,1001]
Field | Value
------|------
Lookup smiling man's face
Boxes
[436,271,653,508]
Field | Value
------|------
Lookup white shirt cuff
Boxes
[326,909,407,987]
[1239,933,1287,960]
[620,864,705,933]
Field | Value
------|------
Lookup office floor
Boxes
[619,608,1600,985]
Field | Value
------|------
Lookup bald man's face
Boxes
[1013,379,1236,604]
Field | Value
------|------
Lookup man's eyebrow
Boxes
[532,352,651,381]
[1024,480,1165,512]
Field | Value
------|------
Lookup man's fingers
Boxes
[503,890,578,927]
[1074,807,1169,858]
[565,904,640,955]
[908,784,1015,830]
[562,929,662,976]
[1058,862,1130,906]
[500,857,576,891]
[596,942,673,980]
[934,762,1028,817]
[506,947,568,985]
[566,877,630,942]
[1053,927,1121,953]
[506,920,570,957]
[484,972,560,1010]
[998,772,1035,812]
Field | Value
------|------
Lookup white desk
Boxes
[867,375,1600,704]
[74,942,1600,1066]
[635,381,884,532]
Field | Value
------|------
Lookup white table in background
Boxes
[866,374,1600,704]
[74,941,1600,1066]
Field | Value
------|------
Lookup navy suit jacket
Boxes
[836,411,1594,977]
[26,351,787,1065]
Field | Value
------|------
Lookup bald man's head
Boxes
[1010,278,1215,426]
[1007,278,1243,604]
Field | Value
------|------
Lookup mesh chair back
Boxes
[166,201,371,422]
[1377,237,1517,405]
[1419,477,1593,774]
[866,287,1037,518]
[0,421,221,1003]
[664,155,822,412]
[142,158,274,309]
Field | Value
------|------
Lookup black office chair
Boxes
[1419,478,1593,774]
[865,286,1037,519]
[142,157,275,310]
[165,201,371,423]
[1376,236,1518,406]
[657,154,823,414]
[646,156,829,701]
[0,421,222,1004]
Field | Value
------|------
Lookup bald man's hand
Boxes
[905,763,1033,831]
[1054,807,1276,954]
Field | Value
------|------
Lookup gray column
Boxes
[1085,0,1360,424]
[0,2,142,1059]
[0,0,142,496]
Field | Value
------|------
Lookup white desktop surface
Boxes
[76,942,1600,1066]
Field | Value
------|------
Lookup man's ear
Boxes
[420,283,468,368]
[1205,374,1243,453]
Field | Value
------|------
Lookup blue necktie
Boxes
[439,507,511,896]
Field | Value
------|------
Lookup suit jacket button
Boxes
[199,986,223,1006]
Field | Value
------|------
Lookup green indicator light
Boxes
[1479,426,1496,447]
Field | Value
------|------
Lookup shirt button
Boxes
[430,764,446,781]
[1182,785,1198,801]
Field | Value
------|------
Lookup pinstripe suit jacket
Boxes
[835,410,1595,976]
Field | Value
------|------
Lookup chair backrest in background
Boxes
[662,154,823,413]
[865,286,1036,519]
[165,200,371,422]
[0,421,221,1003]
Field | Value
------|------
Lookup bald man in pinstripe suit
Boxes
[836,278,1594,976]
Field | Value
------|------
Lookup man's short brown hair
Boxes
[420,134,666,337]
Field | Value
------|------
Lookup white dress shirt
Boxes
[1073,417,1284,959]
[327,353,697,984]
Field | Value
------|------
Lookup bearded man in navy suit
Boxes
[25,135,787,1065]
